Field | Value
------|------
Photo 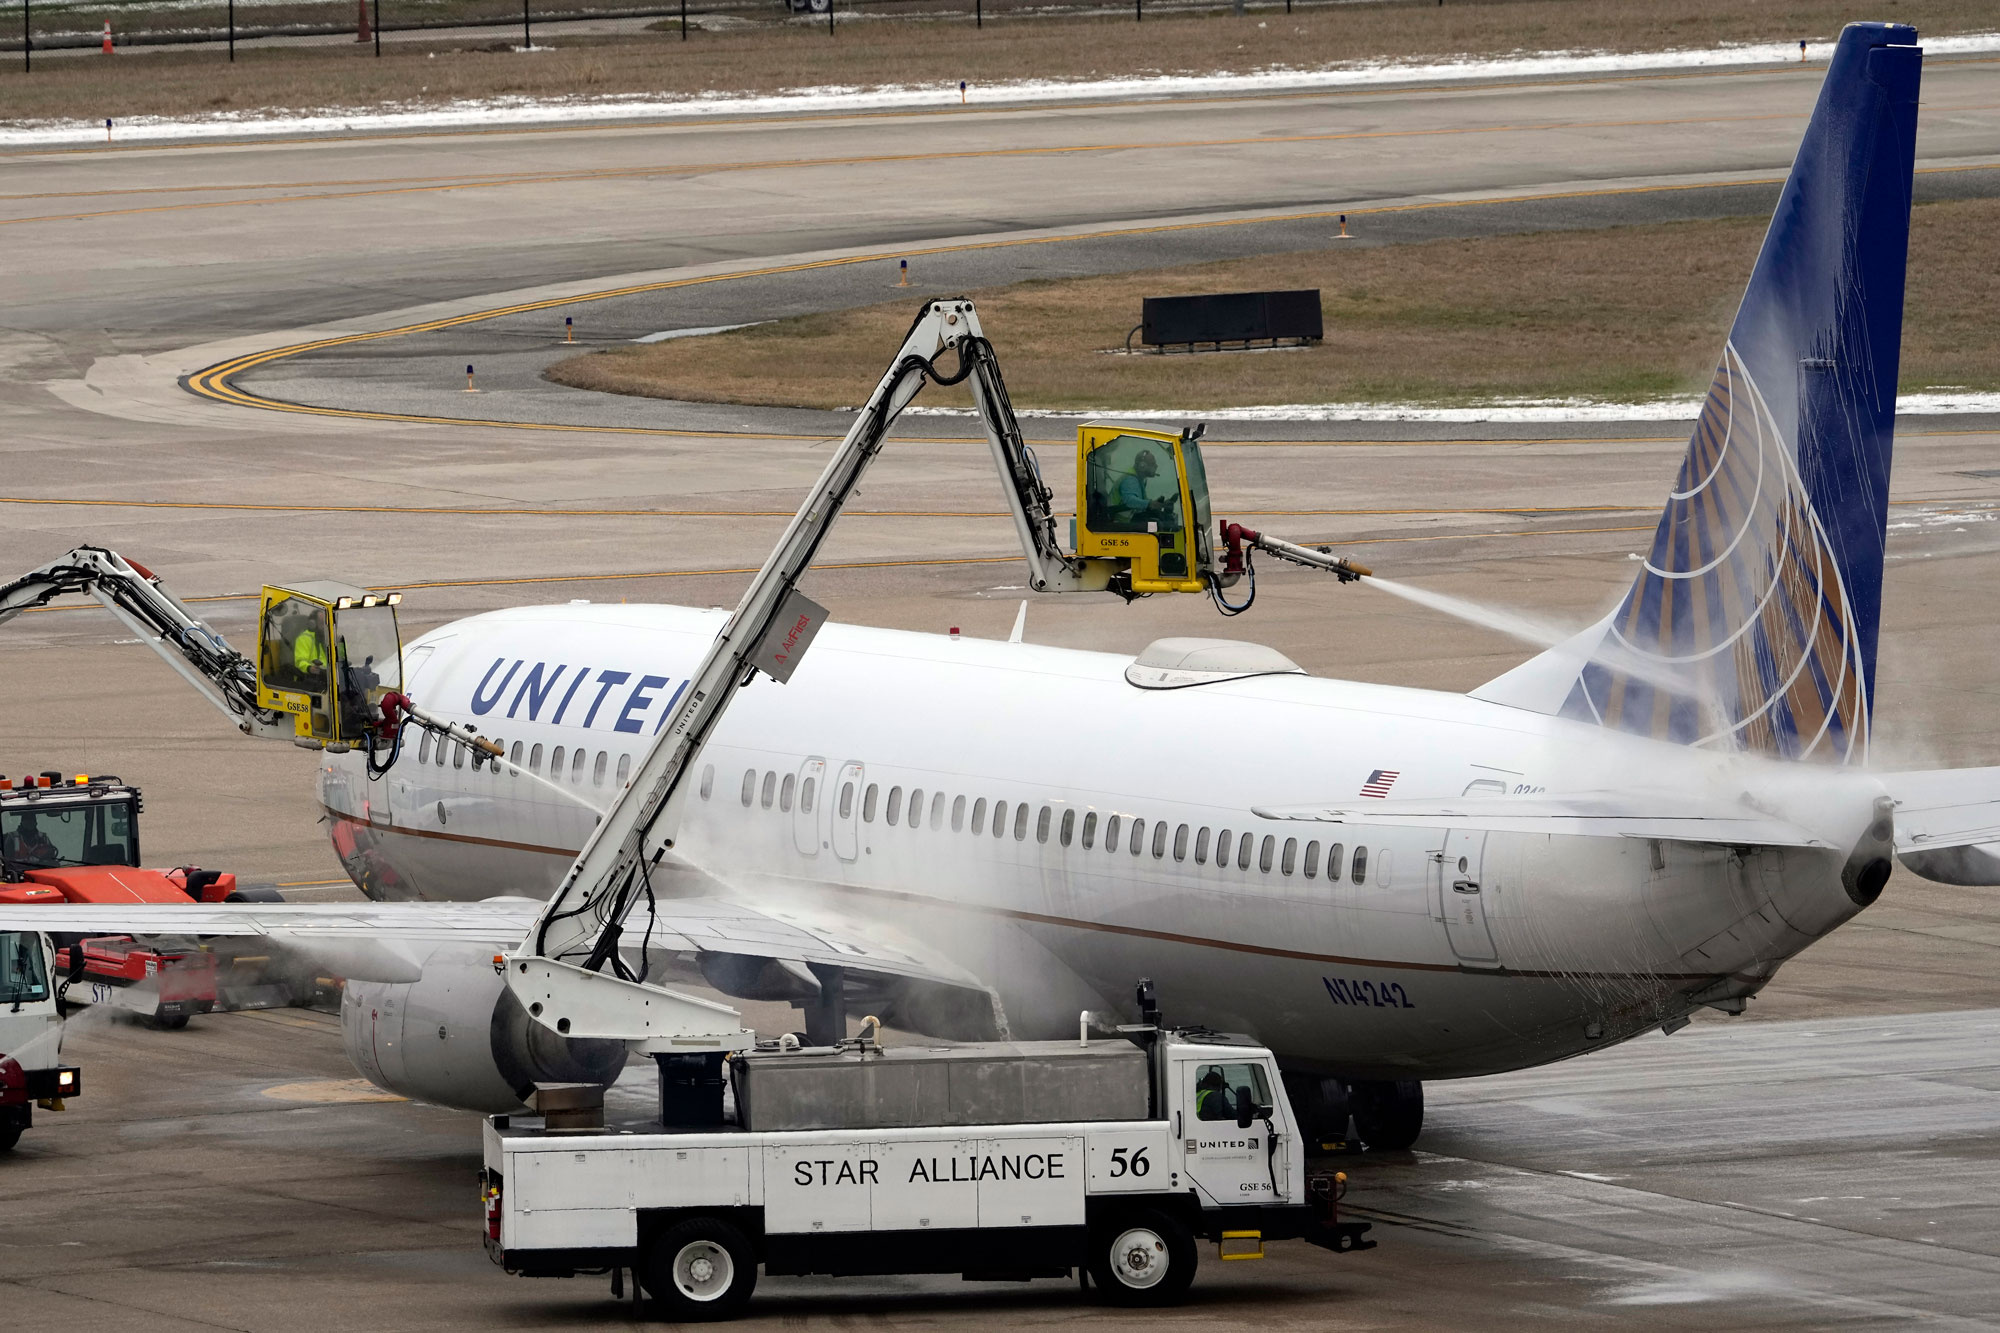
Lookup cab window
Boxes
[0,932,50,1006]
[1085,435,1183,535]
[260,595,332,694]
[1193,1061,1272,1121]
[3,799,137,870]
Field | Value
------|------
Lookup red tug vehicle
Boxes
[0,771,296,1027]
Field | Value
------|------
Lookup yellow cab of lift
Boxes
[254,582,406,748]
[1071,421,1215,594]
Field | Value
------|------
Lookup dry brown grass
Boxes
[5,0,1993,124]
[546,197,2000,410]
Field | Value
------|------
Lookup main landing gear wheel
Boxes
[1350,1078,1424,1151]
[644,1216,758,1321]
[1088,1208,1196,1306]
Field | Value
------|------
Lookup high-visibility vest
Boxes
[294,628,327,672]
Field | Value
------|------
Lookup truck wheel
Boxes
[0,1124,21,1153]
[152,1012,190,1031]
[644,1217,757,1321]
[1088,1208,1196,1306]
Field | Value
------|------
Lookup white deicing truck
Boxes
[481,987,1372,1320]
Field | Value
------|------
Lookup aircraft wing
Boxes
[0,888,995,1018]
[1251,790,1828,848]
[1880,765,2000,885]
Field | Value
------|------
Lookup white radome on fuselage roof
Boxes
[321,602,1881,1081]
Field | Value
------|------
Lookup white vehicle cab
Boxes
[0,930,81,1151]
[481,986,1372,1320]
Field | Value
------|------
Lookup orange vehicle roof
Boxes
[23,866,191,904]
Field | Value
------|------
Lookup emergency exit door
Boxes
[831,762,863,862]
[1433,829,1498,965]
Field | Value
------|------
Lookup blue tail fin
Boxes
[1477,23,1921,763]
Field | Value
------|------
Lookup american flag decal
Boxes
[1359,769,1400,798]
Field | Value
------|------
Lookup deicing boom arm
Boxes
[0,546,290,739]
[520,300,1068,992]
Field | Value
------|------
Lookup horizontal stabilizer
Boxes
[1251,790,1828,849]
[1881,765,2000,883]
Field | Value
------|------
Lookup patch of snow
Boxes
[632,321,765,343]
[8,32,1998,146]
[899,389,2000,424]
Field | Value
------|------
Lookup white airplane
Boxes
[7,23,1997,1150]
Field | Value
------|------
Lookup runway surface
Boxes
[4,51,2000,1329]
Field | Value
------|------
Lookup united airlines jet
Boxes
[10,24,1994,1150]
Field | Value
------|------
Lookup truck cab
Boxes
[0,930,81,1152]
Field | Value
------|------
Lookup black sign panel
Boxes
[1141,289,1323,347]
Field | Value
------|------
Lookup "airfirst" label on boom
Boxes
[792,1152,1067,1187]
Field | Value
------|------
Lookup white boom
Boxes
[505,299,1108,1046]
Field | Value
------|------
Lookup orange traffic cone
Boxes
[101,20,113,53]
[357,0,372,43]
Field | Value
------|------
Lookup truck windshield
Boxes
[0,932,50,1007]
[333,604,401,697]
[1,798,139,870]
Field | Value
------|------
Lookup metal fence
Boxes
[5,0,1321,58]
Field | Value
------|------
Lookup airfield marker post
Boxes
[228,0,234,60]
[680,0,686,40]
[355,0,368,43]
[974,0,980,29]
[523,0,530,50]
[372,0,379,55]
[828,0,833,37]
[1135,0,1141,22]
[565,316,573,342]
[21,0,29,73]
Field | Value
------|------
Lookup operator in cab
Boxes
[3,812,59,868]
[1195,1067,1232,1120]
[1116,449,1182,530]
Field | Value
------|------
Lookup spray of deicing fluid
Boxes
[1359,576,1733,739]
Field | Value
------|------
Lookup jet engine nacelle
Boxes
[340,943,626,1113]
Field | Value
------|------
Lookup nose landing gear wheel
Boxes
[1088,1207,1196,1306]
[643,1217,757,1321]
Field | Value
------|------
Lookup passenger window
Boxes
[531,743,545,776]
[1352,846,1369,885]
[1216,828,1231,865]
[1036,806,1051,844]
[780,773,795,812]
[418,731,431,764]
[863,784,879,822]
[930,792,945,830]
[1195,827,1210,865]
[1012,802,1029,841]
[1377,848,1394,887]
[593,752,609,787]
[1174,824,1189,861]
[1237,832,1253,870]
[972,798,987,835]
[801,776,816,813]
[1082,811,1097,849]
[1259,835,1275,873]
[1129,819,1145,855]
[436,733,448,766]
[886,785,902,826]
[1304,840,1320,879]
[1327,842,1345,882]
[1060,809,1075,847]
[740,769,755,807]
[908,788,924,827]
[697,762,711,799]
[838,782,854,819]
[570,748,586,782]
[1105,814,1121,850]
[762,771,777,809]
[1152,821,1168,859]
[990,800,1007,838]
[509,740,523,769]
[453,740,465,770]
[952,795,966,831]
[1282,838,1297,875]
